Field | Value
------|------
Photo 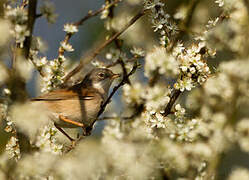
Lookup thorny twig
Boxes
[63,9,147,84]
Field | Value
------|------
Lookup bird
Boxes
[31,68,120,142]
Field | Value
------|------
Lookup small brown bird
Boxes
[32,68,120,141]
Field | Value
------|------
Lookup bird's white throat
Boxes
[93,79,112,99]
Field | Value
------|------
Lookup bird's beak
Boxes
[111,73,121,79]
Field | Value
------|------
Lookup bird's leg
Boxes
[82,126,92,136]
[54,123,76,147]
[58,115,85,127]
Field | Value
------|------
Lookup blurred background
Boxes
[0,0,249,179]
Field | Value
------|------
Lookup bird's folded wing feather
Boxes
[31,89,95,101]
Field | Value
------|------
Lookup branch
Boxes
[23,0,37,58]
[162,89,181,116]
[63,9,146,84]
[58,0,121,57]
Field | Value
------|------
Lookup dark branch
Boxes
[162,89,181,116]
[23,0,37,58]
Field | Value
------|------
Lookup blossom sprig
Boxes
[173,42,211,92]
[142,107,199,142]
[4,4,29,47]
[144,0,178,47]
[174,104,186,118]
[30,50,66,92]
[4,5,28,25]
[1,89,21,161]
[35,125,63,155]
[130,46,145,58]
[41,56,66,92]
[60,41,74,52]
[6,136,21,161]
[143,111,169,130]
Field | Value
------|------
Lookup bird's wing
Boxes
[31,89,94,101]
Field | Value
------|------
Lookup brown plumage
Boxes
[32,68,119,129]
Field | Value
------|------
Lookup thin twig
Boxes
[63,9,146,84]
[58,0,121,57]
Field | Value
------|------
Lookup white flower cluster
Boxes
[142,100,200,142]
[102,119,124,140]
[100,4,110,20]
[60,41,74,52]
[4,5,29,47]
[173,42,211,92]
[123,83,144,105]
[123,83,171,112]
[144,0,178,47]
[35,125,63,155]
[40,55,66,92]
[174,104,185,117]
[145,46,179,78]
[5,136,21,161]
[143,111,169,129]
[1,89,21,161]
[130,46,145,57]
[143,84,171,113]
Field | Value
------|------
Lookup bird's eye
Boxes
[98,72,105,78]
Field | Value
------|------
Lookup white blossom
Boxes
[215,0,224,7]
[60,42,74,52]
[145,46,179,77]
[64,23,78,34]
[6,136,21,160]
[35,125,63,155]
